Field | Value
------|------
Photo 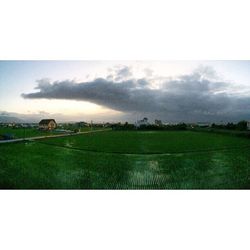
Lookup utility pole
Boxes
[23,125,26,140]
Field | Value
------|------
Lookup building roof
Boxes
[39,119,56,125]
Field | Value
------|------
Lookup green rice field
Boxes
[0,127,95,139]
[0,127,62,138]
[0,130,250,189]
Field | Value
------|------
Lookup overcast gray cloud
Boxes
[0,109,122,123]
[21,66,250,122]
[0,110,57,123]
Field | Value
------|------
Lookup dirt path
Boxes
[0,129,110,144]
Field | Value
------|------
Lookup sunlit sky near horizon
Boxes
[1,60,250,123]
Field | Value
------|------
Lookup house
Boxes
[247,121,250,130]
[196,122,211,127]
[39,119,57,130]
[155,119,162,126]
[135,117,149,127]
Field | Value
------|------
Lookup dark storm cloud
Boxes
[115,65,132,80]
[107,65,133,81]
[22,67,250,122]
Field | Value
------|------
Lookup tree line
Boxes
[111,122,187,131]
[211,120,248,131]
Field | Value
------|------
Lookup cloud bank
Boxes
[22,66,250,122]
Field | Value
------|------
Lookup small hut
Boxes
[39,119,57,130]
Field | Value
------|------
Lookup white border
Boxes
[1,0,250,249]
[0,0,250,60]
[0,191,249,250]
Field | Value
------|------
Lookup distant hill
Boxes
[0,116,24,123]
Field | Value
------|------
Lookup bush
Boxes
[236,120,248,131]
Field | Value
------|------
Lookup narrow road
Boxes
[0,129,111,144]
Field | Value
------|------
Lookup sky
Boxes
[1,60,250,123]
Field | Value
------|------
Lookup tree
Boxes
[236,120,247,131]
[226,122,236,130]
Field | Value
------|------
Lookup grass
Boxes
[40,130,250,154]
[0,127,59,138]
[0,126,102,139]
[0,130,250,189]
